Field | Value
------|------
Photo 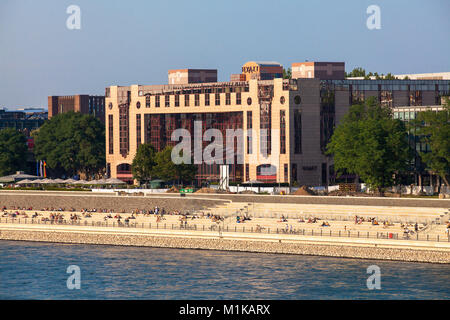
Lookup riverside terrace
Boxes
[1,201,449,243]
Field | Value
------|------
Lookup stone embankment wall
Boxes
[1,229,449,264]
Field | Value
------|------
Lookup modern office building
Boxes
[0,108,47,135]
[48,95,105,123]
[105,61,450,185]
[392,103,448,186]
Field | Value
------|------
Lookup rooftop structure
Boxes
[48,95,105,123]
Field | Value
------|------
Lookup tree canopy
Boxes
[152,146,197,184]
[413,98,450,185]
[0,128,28,176]
[33,111,105,178]
[326,97,410,192]
[132,143,156,185]
[283,67,292,79]
[345,67,398,80]
[132,144,197,185]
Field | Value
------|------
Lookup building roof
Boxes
[251,61,282,67]
[0,171,40,183]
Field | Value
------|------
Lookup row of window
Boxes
[108,94,302,110]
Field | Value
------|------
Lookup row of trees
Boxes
[0,128,28,176]
[0,111,196,185]
[326,97,450,193]
[0,112,105,179]
[345,67,398,80]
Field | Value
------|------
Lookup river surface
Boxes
[0,240,448,299]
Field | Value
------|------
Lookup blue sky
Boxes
[0,0,449,109]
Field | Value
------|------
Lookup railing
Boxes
[1,217,449,243]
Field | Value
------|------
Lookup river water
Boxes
[0,240,448,299]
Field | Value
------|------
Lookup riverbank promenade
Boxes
[1,191,449,263]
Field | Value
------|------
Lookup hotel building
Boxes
[105,61,450,185]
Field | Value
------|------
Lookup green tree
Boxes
[347,68,397,80]
[152,146,197,184]
[383,73,397,80]
[414,98,450,186]
[326,97,410,193]
[0,128,28,176]
[132,143,156,185]
[283,67,292,79]
[34,111,105,178]
[346,67,366,78]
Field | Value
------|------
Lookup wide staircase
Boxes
[2,202,449,239]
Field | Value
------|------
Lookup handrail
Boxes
[0,217,448,243]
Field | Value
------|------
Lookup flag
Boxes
[43,161,47,178]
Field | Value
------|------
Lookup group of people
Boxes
[236,215,250,223]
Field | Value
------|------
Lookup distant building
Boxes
[48,95,105,123]
[168,69,217,85]
[393,104,447,186]
[240,61,283,81]
[347,72,450,80]
[292,62,345,80]
[0,108,47,136]
[394,72,450,80]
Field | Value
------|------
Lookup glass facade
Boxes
[143,112,243,183]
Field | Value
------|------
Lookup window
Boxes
[260,102,271,156]
[119,105,129,157]
[236,92,241,105]
[247,97,252,105]
[409,91,422,106]
[108,115,113,154]
[136,101,141,109]
[195,94,200,106]
[246,164,250,182]
[284,164,288,183]
[280,96,285,104]
[292,163,297,183]
[205,93,210,106]
[215,93,220,105]
[294,110,302,154]
[145,95,150,108]
[175,94,180,107]
[165,95,170,107]
[226,93,231,105]
[351,91,364,104]
[294,95,301,105]
[185,94,190,106]
[280,110,286,154]
[136,114,141,146]
[155,95,160,108]
[108,102,113,110]
[247,111,252,154]
[380,91,392,108]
